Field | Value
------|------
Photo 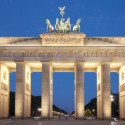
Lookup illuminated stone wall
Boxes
[75,62,84,119]
[0,34,125,119]
[97,64,111,119]
[0,64,9,118]
[15,63,31,118]
[119,65,125,119]
[41,62,53,118]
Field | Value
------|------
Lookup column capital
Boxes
[41,62,53,68]
[75,61,84,63]
[75,62,84,66]
[42,61,51,64]
[101,62,110,65]
[102,58,111,63]
[14,57,24,62]
[15,61,24,64]
[40,58,50,62]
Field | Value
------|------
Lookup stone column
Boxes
[15,63,31,118]
[50,66,53,118]
[41,62,53,119]
[97,64,111,119]
[75,62,84,119]
[119,65,125,119]
[0,64,9,118]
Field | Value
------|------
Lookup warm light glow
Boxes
[5,62,16,68]
[28,63,42,68]
[110,95,113,98]
[111,98,114,102]
[38,108,42,112]
[42,99,49,117]
[77,103,84,117]
[84,63,99,68]
[110,95,114,102]
[52,63,74,68]
[110,63,122,68]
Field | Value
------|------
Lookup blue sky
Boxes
[0,0,124,111]
[0,0,125,36]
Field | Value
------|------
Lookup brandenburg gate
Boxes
[0,7,125,120]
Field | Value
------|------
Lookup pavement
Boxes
[0,119,125,125]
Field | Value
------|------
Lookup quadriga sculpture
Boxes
[55,18,71,33]
[46,19,54,33]
[55,18,61,33]
[73,18,81,33]
[65,17,71,33]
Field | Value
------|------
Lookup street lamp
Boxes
[110,95,114,118]
[111,95,114,102]
[38,108,42,117]
[92,109,95,120]
[38,108,42,112]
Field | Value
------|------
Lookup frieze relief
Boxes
[0,51,125,58]
[1,83,8,92]
[97,72,100,81]
[41,33,85,46]
[26,83,31,92]
[120,84,125,92]
[43,38,82,44]
[97,84,101,92]
[121,71,124,81]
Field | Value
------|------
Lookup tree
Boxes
[9,91,67,117]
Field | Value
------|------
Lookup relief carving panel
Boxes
[26,83,31,92]
[97,84,101,92]
[120,84,125,92]
[40,33,86,46]
[1,83,8,91]
[1,50,125,60]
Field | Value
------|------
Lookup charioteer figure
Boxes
[46,6,81,33]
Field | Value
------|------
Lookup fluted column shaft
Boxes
[75,62,84,119]
[119,65,125,119]
[97,64,111,119]
[15,63,31,118]
[0,64,9,118]
[41,62,53,119]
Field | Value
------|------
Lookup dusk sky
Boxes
[0,0,124,112]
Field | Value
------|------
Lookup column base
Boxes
[15,117,31,120]
[97,118,111,120]
[75,117,86,120]
[120,118,125,121]
[41,117,51,120]
[0,117,9,120]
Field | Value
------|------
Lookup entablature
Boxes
[0,34,125,46]
[0,61,124,73]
